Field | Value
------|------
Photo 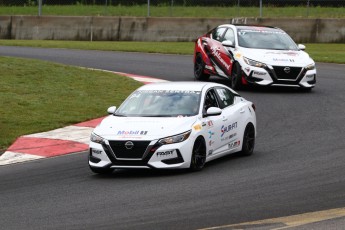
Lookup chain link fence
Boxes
[0,0,344,18]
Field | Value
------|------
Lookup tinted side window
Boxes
[223,28,235,44]
[215,87,235,109]
[212,27,226,41]
[203,89,219,112]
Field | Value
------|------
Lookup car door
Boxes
[205,27,234,77]
[201,89,224,158]
[212,87,243,156]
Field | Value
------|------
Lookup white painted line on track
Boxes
[199,207,345,230]
[26,126,94,145]
[0,151,44,166]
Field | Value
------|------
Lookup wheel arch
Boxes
[188,134,207,162]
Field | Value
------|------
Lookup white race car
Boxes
[194,24,316,90]
[89,82,256,174]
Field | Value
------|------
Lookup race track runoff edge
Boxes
[0,71,167,165]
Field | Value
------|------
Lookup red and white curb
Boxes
[0,71,168,166]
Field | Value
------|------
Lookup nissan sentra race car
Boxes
[194,24,316,90]
[89,81,256,174]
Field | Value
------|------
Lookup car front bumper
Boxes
[89,139,193,170]
[242,64,316,88]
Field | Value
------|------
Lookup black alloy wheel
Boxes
[194,53,210,81]
[241,124,255,156]
[230,62,243,90]
[190,137,207,171]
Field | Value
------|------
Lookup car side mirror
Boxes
[107,106,117,115]
[206,107,222,116]
[222,40,235,48]
[298,44,306,51]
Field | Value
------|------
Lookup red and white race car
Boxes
[194,24,316,90]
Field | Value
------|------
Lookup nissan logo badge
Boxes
[284,67,290,73]
[125,141,134,150]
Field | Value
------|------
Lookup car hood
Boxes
[93,116,198,141]
[239,48,314,66]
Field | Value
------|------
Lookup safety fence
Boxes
[0,0,344,18]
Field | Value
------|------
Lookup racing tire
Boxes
[89,166,113,174]
[230,62,243,90]
[241,123,255,156]
[190,137,207,171]
[194,53,210,81]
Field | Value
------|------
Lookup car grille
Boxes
[272,66,302,80]
[108,141,151,159]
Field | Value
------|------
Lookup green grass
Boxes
[0,40,193,55]
[0,56,142,152]
[0,5,344,18]
[304,44,345,64]
[1,40,345,64]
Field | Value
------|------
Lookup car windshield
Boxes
[237,28,299,50]
[115,90,201,117]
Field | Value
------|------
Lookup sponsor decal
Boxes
[117,130,148,135]
[229,140,241,148]
[208,131,215,139]
[253,71,266,76]
[205,65,214,70]
[221,132,237,142]
[137,90,201,94]
[273,58,295,62]
[284,52,298,56]
[193,124,202,131]
[235,53,242,58]
[157,150,174,157]
[221,122,238,137]
[209,140,215,147]
[266,51,298,57]
[239,29,286,35]
[92,149,102,155]
[208,120,214,127]
[210,46,231,70]
[244,67,251,74]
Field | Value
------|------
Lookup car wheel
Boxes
[241,124,255,156]
[89,166,113,174]
[230,62,242,90]
[190,137,207,171]
[194,53,210,81]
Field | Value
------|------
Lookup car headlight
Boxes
[158,130,191,145]
[243,57,267,68]
[305,63,315,71]
[90,132,105,144]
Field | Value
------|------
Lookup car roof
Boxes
[136,81,225,91]
[218,24,281,30]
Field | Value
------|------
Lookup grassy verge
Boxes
[0,56,142,152]
[0,40,193,55]
[1,40,344,64]
[304,44,345,64]
[0,5,344,18]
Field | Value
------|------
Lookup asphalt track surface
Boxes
[1,46,345,229]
